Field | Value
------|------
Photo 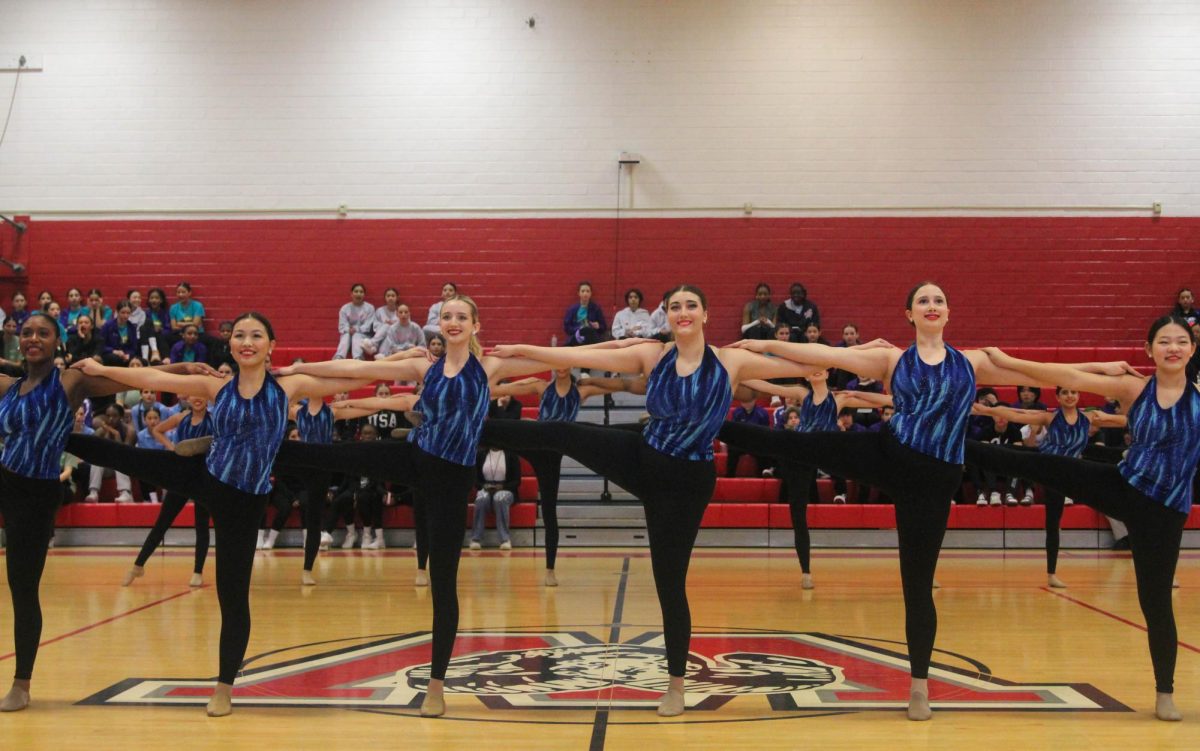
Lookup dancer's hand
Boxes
[608,338,658,349]
[273,364,299,376]
[489,344,525,358]
[855,338,897,351]
[382,347,432,362]
[970,402,994,415]
[726,339,770,353]
[180,362,225,377]
[71,358,107,376]
[1093,361,1146,378]
[980,346,1012,366]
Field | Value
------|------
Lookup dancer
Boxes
[969,393,1126,588]
[490,371,639,586]
[68,312,364,716]
[965,318,1197,722]
[737,374,892,588]
[485,285,821,716]
[122,393,214,588]
[719,281,1138,720]
[0,312,210,712]
[274,295,554,717]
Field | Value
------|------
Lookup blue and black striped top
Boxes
[889,344,976,464]
[644,345,731,461]
[175,410,214,442]
[1039,409,1090,459]
[538,381,581,423]
[1118,377,1200,514]
[411,354,489,466]
[0,367,74,480]
[296,399,334,444]
[205,372,288,495]
[799,391,838,433]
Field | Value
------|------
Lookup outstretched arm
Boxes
[1088,411,1128,428]
[720,348,826,385]
[489,378,547,398]
[279,375,374,402]
[739,378,811,402]
[977,348,1146,403]
[835,390,894,410]
[488,341,662,376]
[725,340,892,382]
[971,403,1053,427]
[577,375,637,400]
[69,359,225,401]
[280,357,429,383]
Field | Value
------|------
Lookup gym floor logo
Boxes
[80,630,1130,716]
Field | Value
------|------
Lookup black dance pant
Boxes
[483,420,715,678]
[66,435,269,685]
[268,472,326,570]
[965,440,1187,694]
[275,441,473,681]
[719,423,961,680]
[777,461,815,573]
[134,490,211,574]
[519,450,563,570]
[0,467,61,681]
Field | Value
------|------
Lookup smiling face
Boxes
[1147,322,1196,374]
[1056,388,1079,409]
[807,368,829,384]
[789,285,805,304]
[20,315,60,365]
[148,289,165,309]
[129,291,142,308]
[905,283,949,333]
[230,317,273,367]
[439,299,478,350]
[176,285,191,303]
[666,290,706,338]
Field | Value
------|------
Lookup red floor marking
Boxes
[1042,587,1200,654]
[0,588,199,662]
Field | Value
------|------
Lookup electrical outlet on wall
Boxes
[0,53,44,71]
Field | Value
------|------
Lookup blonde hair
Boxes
[444,294,483,358]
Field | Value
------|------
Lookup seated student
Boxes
[423,282,458,343]
[168,281,206,341]
[775,282,820,341]
[205,321,233,368]
[612,288,654,340]
[140,287,171,363]
[1016,385,1048,411]
[334,282,376,360]
[363,382,413,439]
[966,404,1025,506]
[326,423,390,549]
[131,388,179,433]
[99,300,144,367]
[126,289,146,332]
[488,393,525,421]
[86,288,114,328]
[830,323,862,389]
[263,425,309,550]
[0,317,22,373]
[369,303,425,357]
[740,283,778,340]
[563,280,607,346]
[647,290,671,342]
[64,314,103,365]
[829,408,865,502]
[168,324,207,364]
[1173,287,1198,329]
[134,407,168,502]
[772,394,803,428]
[725,397,770,477]
[8,291,30,328]
[470,444,522,550]
[60,287,87,333]
[85,403,136,503]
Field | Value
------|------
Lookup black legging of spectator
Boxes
[0,467,61,681]
[718,422,959,681]
[965,440,1186,694]
[134,490,211,575]
[268,473,326,571]
[483,419,715,678]
[519,450,563,570]
[275,440,473,681]
[65,434,268,686]
[724,444,767,478]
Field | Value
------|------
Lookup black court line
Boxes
[588,556,631,751]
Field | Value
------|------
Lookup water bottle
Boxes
[551,334,558,347]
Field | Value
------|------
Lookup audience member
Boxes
[423,281,458,343]
[564,281,607,345]
[1173,287,1198,328]
[370,303,425,357]
[64,314,103,365]
[168,281,206,337]
[169,324,207,364]
[99,300,143,366]
[612,288,653,339]
[85,403,136,503]
[60,287,86,332]
[740,283,777,340]
[725,397,770,477]
[86,288,114,328]
[8,291,29,328]
[470,444,522,550]
[334,282,376,359]
[206,321,233,368]
[776,282,820,341]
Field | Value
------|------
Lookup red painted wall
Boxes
[5,216,1196,351]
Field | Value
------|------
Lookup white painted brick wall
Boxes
[0,0,1196,214]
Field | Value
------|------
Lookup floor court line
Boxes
[1042,586,1200,655]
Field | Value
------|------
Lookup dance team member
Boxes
[69,312,364,716]
[966,318,1198,722]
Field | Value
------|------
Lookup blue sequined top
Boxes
[1039,409,1090,459]
[1118,377,1200,514]
[888,344,976,464]
[175,410,214,442]
[296,399,334,444]
[799,391,838,433]
[0,367,74,480]
[644,346,731,461]
[411,354,489,466]
[205,372,289,495]
[538,381,581,423]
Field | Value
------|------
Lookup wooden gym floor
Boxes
[1,545,1197,750]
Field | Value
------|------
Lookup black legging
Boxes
[66,434,269,685]
[718,422,961,680]
[1043,486,1066,575]
[134,490,211,574]
[965,440,1187,694]
[0,467,61,682]
[275,440,473,681]
[483,419,715,678]
[778,461,815,573]
[520,450,563,570]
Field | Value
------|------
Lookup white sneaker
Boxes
[469,540,482,550]
[989,492,1002,506]
[499,540,512,550]
[85,490,100,503]
[319,531,333,551]
[374,528,387,549]
[1064,497,1074,506]
[263,529,279,550]
[341,528,358,549]
[256,529,266,550]
[361,529,375,549]
[115,490,134,503]
[1005,493,1018,506]
[833,494,846,504]
[1021,490,1034,506]
[976,493,987,506]
[761,468,775,477]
